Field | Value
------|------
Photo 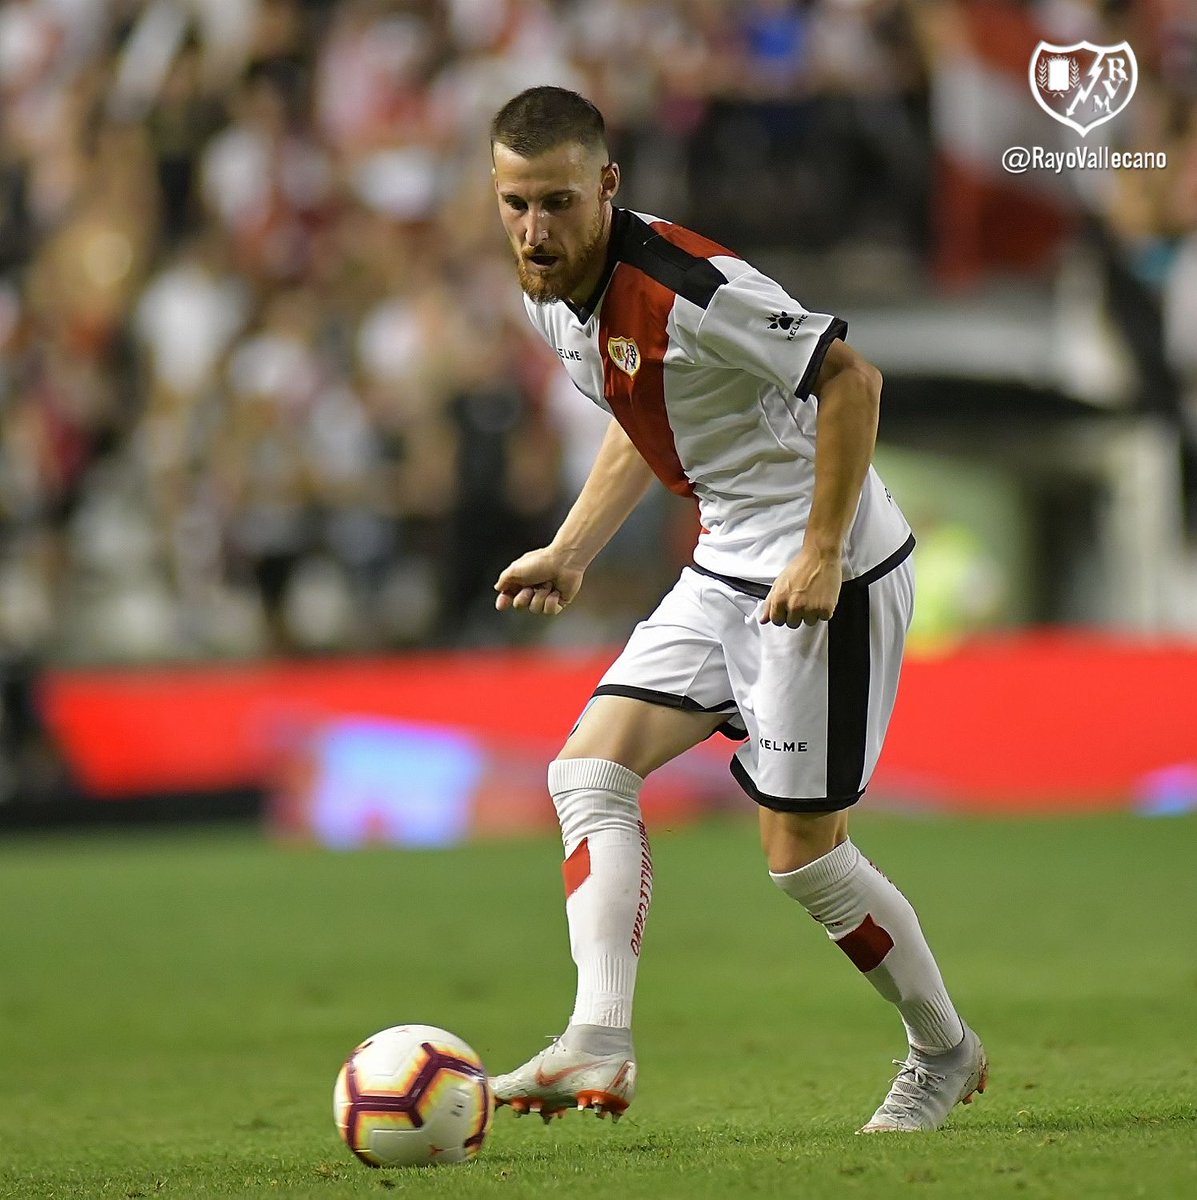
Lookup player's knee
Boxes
[761,809,848,874]
[548,757,644,845]
[556,704,648,776]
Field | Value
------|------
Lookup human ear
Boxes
[600,161,620,203]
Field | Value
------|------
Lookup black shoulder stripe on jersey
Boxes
[795,318,849,399]
[618,211,728,311]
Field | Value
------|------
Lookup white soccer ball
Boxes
[333,1024,492,1167]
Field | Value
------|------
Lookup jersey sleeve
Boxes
[690,266,848,399]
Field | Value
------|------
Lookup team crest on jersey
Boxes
[607,336,641,377]
[1029,41,1137,136]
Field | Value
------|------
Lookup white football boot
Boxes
[859,1023,988,1132]
[490,1036,636,1123]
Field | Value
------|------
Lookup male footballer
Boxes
[488,86,987,1133]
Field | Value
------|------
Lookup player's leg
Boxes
[492,571,735,1120]
[733,555,986,1130]
[491,697,724,1120]
[551,697,726,1027]
[763,807,984,1131]
[761,801,966,1055]
[758,807,849,872]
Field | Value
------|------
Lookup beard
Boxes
[515,209,607,305]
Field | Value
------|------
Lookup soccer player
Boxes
[488,86,987,1133]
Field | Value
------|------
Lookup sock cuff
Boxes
[770,838,860,899]
[549,757,644,800]
[901,996,966,1054]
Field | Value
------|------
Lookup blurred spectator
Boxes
[143,40,227,243]
[200,63,332,283]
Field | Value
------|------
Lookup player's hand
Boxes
[494,547,585,616]
[759,544,843,627]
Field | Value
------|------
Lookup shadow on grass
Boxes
[486,1102,1197,1166]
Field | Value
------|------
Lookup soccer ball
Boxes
[334,1024,492,1167]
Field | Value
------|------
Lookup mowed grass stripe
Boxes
[0,814,1194,1198]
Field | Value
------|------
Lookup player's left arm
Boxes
[759,339,882,627]
[686,268,879,625]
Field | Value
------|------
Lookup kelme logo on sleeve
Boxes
[767,311,808,341]
[607,336,641,377]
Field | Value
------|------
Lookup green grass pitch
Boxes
[1,812,1194,1198]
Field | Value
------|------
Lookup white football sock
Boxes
[771,839,965,1053]
[548,757,650,1032]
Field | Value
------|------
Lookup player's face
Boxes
[492,141,619,305]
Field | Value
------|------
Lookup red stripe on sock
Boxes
[562,838,591,899]
[835,914,895,972]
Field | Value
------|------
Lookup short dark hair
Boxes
[490,86,607,159]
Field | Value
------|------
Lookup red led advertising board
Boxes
[36,632,1197,818]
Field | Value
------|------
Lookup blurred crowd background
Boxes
[0,0,1194,683]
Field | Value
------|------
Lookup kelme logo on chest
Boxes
[607,336,641,378]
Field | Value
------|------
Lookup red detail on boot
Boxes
[562,838,591,898]
[835,914,895,972]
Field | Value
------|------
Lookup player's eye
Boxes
[546,195,572,211]
[504,196,527,212]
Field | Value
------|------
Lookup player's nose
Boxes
[524,208,551,247]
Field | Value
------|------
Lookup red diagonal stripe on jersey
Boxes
[650,219,737,262]
[835,913,895,973]
[599,258,692,497]
[562,837,591,899]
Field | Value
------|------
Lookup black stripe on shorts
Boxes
[825,575,871,801]
[591,684,747,741]
[730,757,864,814]
[722,560,887,813]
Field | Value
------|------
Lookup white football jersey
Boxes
[524,208,912,583]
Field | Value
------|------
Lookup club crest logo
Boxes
[1029,41,1138,137]
[607,336,641,377]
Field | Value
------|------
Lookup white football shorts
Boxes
[588,538,915,812]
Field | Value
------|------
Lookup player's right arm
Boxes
[495,418,652,615]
